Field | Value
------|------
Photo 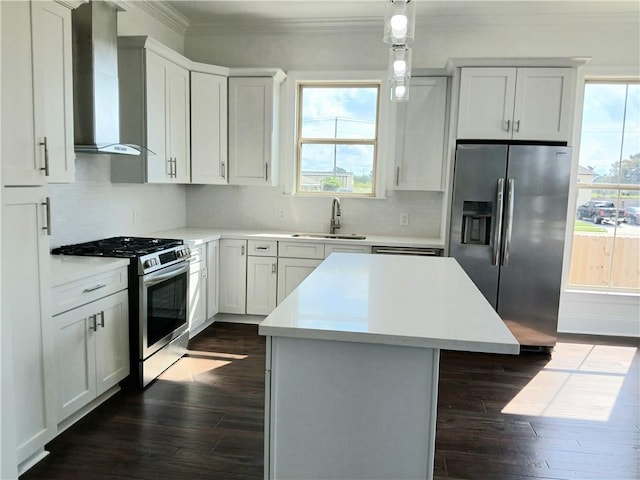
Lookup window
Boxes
[296,83,380,196]
[569,81,640,292]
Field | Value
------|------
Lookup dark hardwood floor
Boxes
[21,323,638,480]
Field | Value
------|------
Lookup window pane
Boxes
[299,143,374,194]
[571,82,640,292]
[300,86,378,139]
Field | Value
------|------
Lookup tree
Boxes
[596,152,640,185]
[322,177,341,191]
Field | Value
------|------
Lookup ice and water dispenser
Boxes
[461,201,492,245]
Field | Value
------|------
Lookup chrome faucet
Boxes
[330,197,341,234]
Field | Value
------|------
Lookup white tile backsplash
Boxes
[49,154,187,247]
[186,184,443,237]
[50,156,442,248]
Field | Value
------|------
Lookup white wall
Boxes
[49,155,186,248]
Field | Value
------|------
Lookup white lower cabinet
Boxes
[206,240,219,320]
[53,274,129,424]
[277,258,323,305]
[324,244,372,257]
[247,256,278,315]
[54,289,129,422]
[188,244,207,337]
[218,239,247,314]
[2,187,54,470]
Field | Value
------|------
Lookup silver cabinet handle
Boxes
[514,120,520,132]
[396,166,400,186]
[83,284,107,293]
[167,158,172,177]
[493,178,505,266]
[221,162,226,179]
[505,120,511,132]
[89,314,97,331]
[39,136,50,176]
[265,162,269,181]
[241,244,245,256]
[172,157,177,178]
[255,246,269,251]
[97,311,105,328]
[502,179,515,267]
[41,197,52,236]
[272,262,277,274]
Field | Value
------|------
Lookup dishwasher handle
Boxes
[371,246,443,256]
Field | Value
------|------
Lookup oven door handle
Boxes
[143,261,189,288]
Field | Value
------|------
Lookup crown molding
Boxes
[119,0,190,37]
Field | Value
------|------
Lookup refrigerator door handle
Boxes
[493,178,505,266]
[502,178,515,267]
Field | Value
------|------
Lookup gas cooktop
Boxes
[51,236,184,258]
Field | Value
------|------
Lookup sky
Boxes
[579,83,640,179]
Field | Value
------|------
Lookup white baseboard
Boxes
[559,291,640,338]
[212,313,265,325]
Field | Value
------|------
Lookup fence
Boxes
[568,234,640,290]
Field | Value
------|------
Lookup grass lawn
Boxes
[575,220,608,232]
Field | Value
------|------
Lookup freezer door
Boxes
[449,144,508,308]
[497,145,571,347]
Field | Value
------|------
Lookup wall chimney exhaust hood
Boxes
[72,1,143,155]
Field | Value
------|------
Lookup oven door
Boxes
[139,260,189,360]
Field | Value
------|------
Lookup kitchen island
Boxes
[259,253,519,480]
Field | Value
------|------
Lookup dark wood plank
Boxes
[20,325,639,480]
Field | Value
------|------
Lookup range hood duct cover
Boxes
[72,1,141,156]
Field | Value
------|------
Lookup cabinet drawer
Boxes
[52,266,128,316]
[248,239,278,257]
[278,241,325,259]
[324,244,372,258]
[189,244,205,264]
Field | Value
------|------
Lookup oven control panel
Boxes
[138,245,190,275]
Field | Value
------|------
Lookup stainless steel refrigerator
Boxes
[449,143,572,349]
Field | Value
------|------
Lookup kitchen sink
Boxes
[291,233,367,240]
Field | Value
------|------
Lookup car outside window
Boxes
[296,83,380,196]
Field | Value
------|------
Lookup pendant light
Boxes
[383,0,416,102]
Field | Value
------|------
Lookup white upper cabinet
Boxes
[115,37,191,183]
[457,67,574,141]
[32,0,75,183]
[393,76,448,191]
[1,0,74,186]
[191,71,228,184]
[228,70,286,186]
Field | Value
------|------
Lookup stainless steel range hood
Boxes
[72,1,141,155]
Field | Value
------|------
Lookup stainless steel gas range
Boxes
[52,237,191,387]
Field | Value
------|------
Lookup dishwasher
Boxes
[371,246,443,256]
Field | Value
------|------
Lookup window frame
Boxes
[568,79,640,293]
[295,81,381,197]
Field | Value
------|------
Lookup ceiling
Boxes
[163,0,640,32]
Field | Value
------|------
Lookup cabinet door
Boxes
[457,67,516,140]
[54,302,97,421]
[167,63,191,183]
[228,77,274,186]
[94,290,130,396]
[189,260,206,336]
[145,51,169,182]
[31,1,74,183]
[206,241,220,319]
[191,72,228,184]
[512,68,574,141]
[276,258,322,305]
[2,187,55,463]
[247,256,278,315]
[1,1,44,186]
[394,77,448,191]
[218,239,247,314]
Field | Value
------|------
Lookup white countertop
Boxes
[50,256,130,287]
[259,253,519,354]
[146,227,444,249]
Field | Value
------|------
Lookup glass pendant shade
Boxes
[390,77,410,102]
[383,0,416,45]
[388,46,412,79]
